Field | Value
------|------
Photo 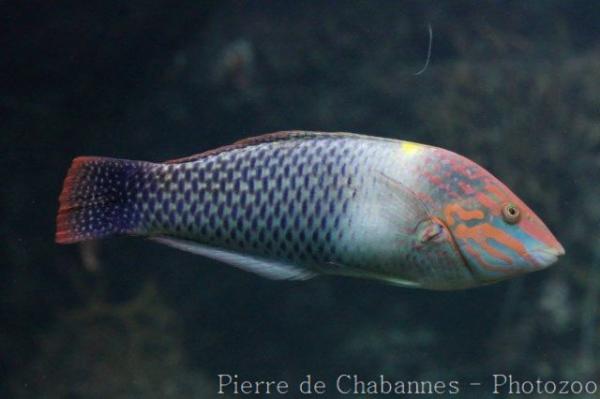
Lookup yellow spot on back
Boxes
[401,141,422,155]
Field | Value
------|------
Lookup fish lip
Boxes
[528,245,565,269]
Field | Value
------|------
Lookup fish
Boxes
[55,131,565,290]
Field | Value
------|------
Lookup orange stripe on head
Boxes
[457,181,476,195]
[463,243,497,272]
[480,238,514,265]
[454,223,527,273]
[485,183,506,202]
[475,192,498,214]
[443,203,484,226]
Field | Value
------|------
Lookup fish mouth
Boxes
[528,244,565,269]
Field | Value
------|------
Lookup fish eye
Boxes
[501,202,521,224]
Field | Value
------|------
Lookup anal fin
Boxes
[151,236,317,281]
[321,261,422,288]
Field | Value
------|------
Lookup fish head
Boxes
[437,157,565,285]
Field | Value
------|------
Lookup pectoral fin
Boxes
[151,236,317,280]
[373,171,432,235]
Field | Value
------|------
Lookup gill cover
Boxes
[374,172,475,289]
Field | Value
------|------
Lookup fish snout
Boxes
[528,242,565,269]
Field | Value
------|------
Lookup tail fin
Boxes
[56,156,149,244]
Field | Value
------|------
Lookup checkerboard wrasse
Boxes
[55,131,564,290]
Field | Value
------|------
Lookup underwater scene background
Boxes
[2,1,600,398]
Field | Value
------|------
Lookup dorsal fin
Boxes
[162,131,363,164]
[233,130,334,146]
